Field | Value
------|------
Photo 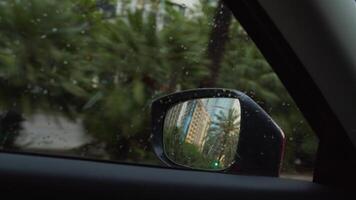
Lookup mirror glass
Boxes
[163,98,241,170]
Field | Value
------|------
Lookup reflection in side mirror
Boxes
[163,98,241,170]
[152,89,285,177]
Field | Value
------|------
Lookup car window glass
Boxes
[0,0,317,181]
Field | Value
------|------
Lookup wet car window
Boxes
[0,0,317,181]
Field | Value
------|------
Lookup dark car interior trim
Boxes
[224,0,356,187]
[0,152,344,199]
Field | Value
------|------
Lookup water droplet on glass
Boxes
[294,158,302,165]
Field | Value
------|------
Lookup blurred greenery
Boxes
[164,126,216,169]
[0,0,317,173]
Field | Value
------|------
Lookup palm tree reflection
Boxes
[164,98,241,170]
[203,108,240,167]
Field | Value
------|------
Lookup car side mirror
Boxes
[151,89,285,177]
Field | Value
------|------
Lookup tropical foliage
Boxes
[0,0,317,173]
[203,108,240,167]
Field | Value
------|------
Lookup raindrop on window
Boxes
[294,158,302,165]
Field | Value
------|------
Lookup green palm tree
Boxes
[205,108,240,167]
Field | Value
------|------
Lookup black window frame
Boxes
[223,0,356,187]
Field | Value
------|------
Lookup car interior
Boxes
[0,0,355,199]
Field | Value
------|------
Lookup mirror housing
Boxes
[151,88,285,177]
